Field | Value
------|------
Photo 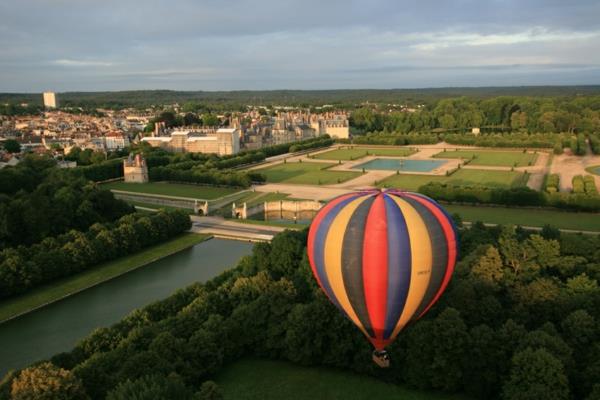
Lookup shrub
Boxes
[583,175,598,195]
[572,175,585,194]
[544,174,560,193]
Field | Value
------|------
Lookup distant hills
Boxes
[2,86,600,108]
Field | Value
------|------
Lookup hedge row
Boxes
[572,175,585,194]
[0,210,191,300]
[353,133,439,145]
[419,182,600,212]
[584,175,598,195]
[79,159,124,182]
[443,133,557,148]
[149,167,265,188]
[569,133,587,156]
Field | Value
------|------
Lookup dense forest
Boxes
[0,209,191,300]
[1,222,598,399]
[350,96,600,135]
[1,87,600,109]
[0,155,133,249]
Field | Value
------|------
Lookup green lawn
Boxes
[245,192,290,207]
[445,205,600,232]
[379,169,527,191]
[126,201,196,214]
[313,146,415,161]
[433,150,538,167]
[257,162,361,185]
[215,359,468,400]
[102,181,240,199]
[585,165,600,176]
[0,233,209,323]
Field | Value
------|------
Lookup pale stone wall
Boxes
[233,200,322,220]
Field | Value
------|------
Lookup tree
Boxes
[502,348,569,400]
[470,245,504,287]
[10,362,89,400]
[202,114,220,127]
[3,139,21,153]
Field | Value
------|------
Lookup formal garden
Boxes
[311,146,416,161]
[378,169,528,191]
[255,161,361,185]
[433,149,538,167]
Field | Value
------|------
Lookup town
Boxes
[0,91,350,168]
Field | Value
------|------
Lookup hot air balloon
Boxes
[307,189,458,367]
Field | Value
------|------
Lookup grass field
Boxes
[215,359,468,400]
[585,165,600,176]
[257,162,361,185]
[433,150,538,167]
[379,169,527,191]
[245,192,290,207]
[0,233,208,323]
[445,205,600,232]
[125,201,196,214]
[103,181,240,199]
[313,146,415,161]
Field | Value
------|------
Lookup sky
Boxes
[1,0,600,92]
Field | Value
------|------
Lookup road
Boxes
[190,216,289,241]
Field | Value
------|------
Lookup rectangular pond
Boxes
[353,158,446,172]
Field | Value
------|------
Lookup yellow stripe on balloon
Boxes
[324,194,371,337]
[388,195,432,339]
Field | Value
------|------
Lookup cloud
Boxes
[51,59,114,67]
[0,0,599,91]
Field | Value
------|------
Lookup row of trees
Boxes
[572,175,598,196]
[350,95,600,134]
[149,166,264,188]
[0,156,133,249]
[0,210,191,300]
[351,133,439,145]
[443,132,559,148]
[419,182,600,212]
[65,147,129,166]
[143,110,222,132]
[2,223,598,399]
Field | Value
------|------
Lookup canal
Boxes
[0,238,253,377]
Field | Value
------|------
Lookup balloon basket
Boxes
[372,350,390,368]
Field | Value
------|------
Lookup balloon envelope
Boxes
[307,189,458,350]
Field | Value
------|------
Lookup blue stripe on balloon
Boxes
[382,194,412,339]
[313,194,359,311]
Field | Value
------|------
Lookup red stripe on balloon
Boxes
[362,193,389,343]
[307,193,357,289]
[403,193,456,317]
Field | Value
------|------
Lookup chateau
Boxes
[141,128,240,155]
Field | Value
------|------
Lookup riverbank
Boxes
[0,233,210,323]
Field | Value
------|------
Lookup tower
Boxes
[123,153,149,183]
[42,92,58,108]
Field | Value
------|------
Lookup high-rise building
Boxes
[42,92,58,108]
